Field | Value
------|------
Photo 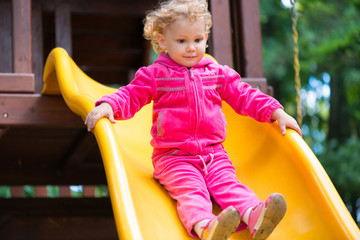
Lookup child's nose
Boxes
[187,44,195,52]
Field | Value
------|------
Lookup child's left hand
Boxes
[271,108,302,136]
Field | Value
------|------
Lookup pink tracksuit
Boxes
[96,53,283,237]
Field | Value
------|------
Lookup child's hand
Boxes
[271,108,302,136]
[84,102,116,132]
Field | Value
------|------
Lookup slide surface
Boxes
[43,48,360,239]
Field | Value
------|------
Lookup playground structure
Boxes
[43,47,360,239]
[1,0,360,239]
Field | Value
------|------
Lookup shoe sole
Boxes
[253,194,287,240]
[207,207,240,240]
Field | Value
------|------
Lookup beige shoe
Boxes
[201,206,240,240]
[248,193,287,240]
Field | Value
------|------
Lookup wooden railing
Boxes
[0,0,34,93]
[1,185,108,198]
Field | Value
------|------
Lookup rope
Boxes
[291,0,302,126]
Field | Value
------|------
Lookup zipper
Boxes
[189,69,201,152]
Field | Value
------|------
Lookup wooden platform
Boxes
[0,0,266,239]
[0,198,117,240]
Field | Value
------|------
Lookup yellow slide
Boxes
[43,48,360,239]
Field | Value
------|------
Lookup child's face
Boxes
[157,16,208,68]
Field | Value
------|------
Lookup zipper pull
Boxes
[189,69,195,81]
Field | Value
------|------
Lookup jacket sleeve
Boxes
[95,66,156,120]
[219,66,283,123]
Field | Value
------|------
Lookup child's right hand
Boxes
[84,102,116,132]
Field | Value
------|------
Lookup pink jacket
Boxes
[96,53,283,155]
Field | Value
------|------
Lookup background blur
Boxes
[260,0,360,226]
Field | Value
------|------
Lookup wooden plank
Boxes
[0,127,104,185]
[74,48,143,67]
[35,186,48,197]
[0,215,118,240]
[0,128,88,164]
[238,0,264,77]
[0,73,35,93]
[79,67,129,86]
[142,40,152,66]
[0,198,113,215]
[229,0,242,74]
[32,1,44,93]
[61,131,98,171]
[0,198,117,239]
[0,94,84,127]
[10,186,23,197]
[210,0,233,68]
[71,14,144,34]
[0,127,10,138]
[12,0,33,73]
[0,0,13,73]
[55,2,72,56]
[0,216,117,240]
[59,186,71,197]
[0,168,107,185]
[83,186,95,197]
[39,0,153,16]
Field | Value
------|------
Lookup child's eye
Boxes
[177,39,185,44]
[195,38,203,43]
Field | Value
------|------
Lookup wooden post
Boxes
[209,0,233,68]
[55,2,72,56]
[1,0,35,93]
[32,1,44,93]
[0,0,13,73]
[12,0,33,73]
[238,0,264,77]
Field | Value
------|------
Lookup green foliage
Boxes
[24,185,35,198]
[318,138,360,220]
[47,185,59,198]
[261,0,360,135]
[0,186,10,198]
[319,139,360,198]
[261,0,360,224]
[95,185,109,197]
[70,185,83,198]
[298,0,360,139]
[260,1,297,111]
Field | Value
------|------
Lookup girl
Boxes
[85,0,302,239]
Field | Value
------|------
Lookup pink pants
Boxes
[152,147,260,237]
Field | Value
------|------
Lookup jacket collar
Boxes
[153,53,215,70]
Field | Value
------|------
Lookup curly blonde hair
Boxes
[143,0,212,53]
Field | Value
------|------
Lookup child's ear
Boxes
[205,33,209,48]
[157,34,167,51]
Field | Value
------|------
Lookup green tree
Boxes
[260,0,360,225]
[319,138,360,222]
[297,0,360,142]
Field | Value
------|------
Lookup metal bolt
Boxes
[3,112,9,118]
